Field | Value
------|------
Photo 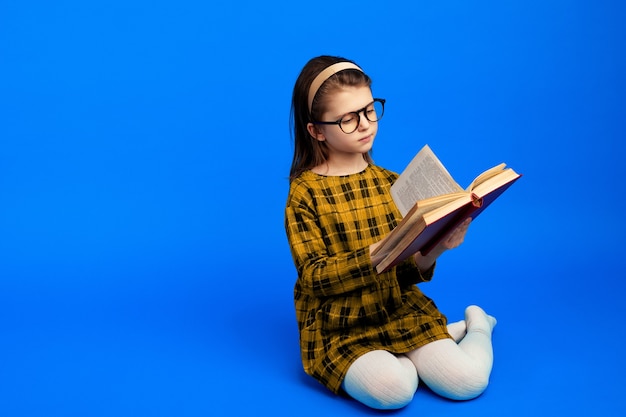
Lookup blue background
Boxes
[1,0,625,415]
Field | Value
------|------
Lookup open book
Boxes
[371,145,521,273]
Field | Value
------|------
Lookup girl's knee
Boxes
[408,338,493,401]
[446,366,490,400]
[353,368,417,409]
[376,366,417,409]
[342,351,418,409]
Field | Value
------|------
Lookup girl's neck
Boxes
[311,155,369,176]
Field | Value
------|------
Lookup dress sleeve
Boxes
[285,189,385,298]
[395,257,436,287]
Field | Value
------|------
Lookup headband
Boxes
[307,62,364,113]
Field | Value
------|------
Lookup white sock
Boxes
[465,305,497,336]
[447,320,467,342]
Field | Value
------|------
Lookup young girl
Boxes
[284,55,497,410]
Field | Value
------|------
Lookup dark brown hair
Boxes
[289,56,373,181]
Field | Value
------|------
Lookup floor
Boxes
[1,1,624,416]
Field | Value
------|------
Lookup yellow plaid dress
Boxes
[285,164,452,394]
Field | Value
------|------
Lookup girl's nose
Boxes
[358,111,371,130]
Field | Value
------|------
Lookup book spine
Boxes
[471,193,483,208]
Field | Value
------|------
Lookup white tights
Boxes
[341,306,496,410]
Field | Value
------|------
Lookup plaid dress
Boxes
[285,164,452,394]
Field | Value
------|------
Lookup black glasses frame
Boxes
[313,98,386,134]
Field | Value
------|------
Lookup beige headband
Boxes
[307,62,364,113]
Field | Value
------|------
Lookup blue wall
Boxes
[1,1,625,415]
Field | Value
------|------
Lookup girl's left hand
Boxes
[441,217,471,250]
[413,217,471,271]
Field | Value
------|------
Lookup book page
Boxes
[471,167,520,197]
[466,163,507,192]
[391,145,463,216]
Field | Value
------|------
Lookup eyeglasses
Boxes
[313,98,385,134]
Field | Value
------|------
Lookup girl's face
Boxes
[308,85,378,159]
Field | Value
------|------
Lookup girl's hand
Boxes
[440,217,471,250]
[414,218,471,270]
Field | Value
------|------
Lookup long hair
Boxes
[289,56,373,181]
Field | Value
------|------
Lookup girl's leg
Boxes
[406,305,497,400]
[341,350,418,410]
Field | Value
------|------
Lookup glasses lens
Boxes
[339,113,359,134]
[366,100,384,123]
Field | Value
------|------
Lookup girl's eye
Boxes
[341,114,355,124]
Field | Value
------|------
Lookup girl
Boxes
[284,55,497,410]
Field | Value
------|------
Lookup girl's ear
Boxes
[307,123,326,142]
